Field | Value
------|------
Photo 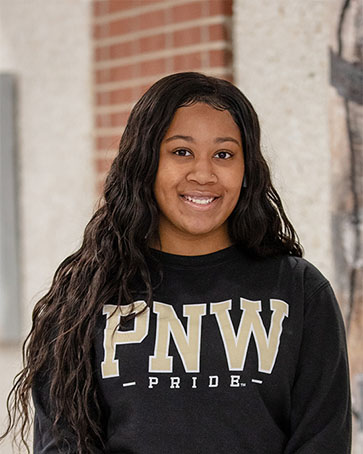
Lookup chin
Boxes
[181,224,221,237]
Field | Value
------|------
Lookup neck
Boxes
[151,228,233,256]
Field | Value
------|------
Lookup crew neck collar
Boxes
[149,244,243,268]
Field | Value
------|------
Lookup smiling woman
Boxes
[154,103,245,255]
[1,72,351,454]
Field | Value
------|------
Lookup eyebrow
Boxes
[164,135,241,146]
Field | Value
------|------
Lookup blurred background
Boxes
[0,0,362,452]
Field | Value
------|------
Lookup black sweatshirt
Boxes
[33,246,352,453]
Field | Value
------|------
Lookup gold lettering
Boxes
[101,302,149,378]
[149,301,207,373]
[211,298,288,374]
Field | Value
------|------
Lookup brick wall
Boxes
[92,0,233,191]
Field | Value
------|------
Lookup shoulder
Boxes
[285,256,330,295]
[242,252,346,336]
[280,256,343,323]
[250,253,331,302]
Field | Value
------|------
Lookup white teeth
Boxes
[184,195,215,205]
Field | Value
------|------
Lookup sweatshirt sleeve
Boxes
[284,282,352,454]
[32,376,78,454]
[32,376,105,454]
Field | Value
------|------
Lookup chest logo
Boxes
[101,298,289,379]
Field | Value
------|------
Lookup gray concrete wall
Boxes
[233,1,361,451]
[233,0,335,280]
[0,1,95,452]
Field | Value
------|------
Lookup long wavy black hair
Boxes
[1,72,302,453]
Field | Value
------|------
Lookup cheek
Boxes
[154,164,180,194]
[153,179,163,206]
[154,171,174,205]
[224,172,244,201]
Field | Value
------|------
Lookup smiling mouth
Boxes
[180,194,219,206]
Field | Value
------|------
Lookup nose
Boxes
[186,156,217,185]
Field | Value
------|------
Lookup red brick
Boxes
[107,0,143,14]
[93,17,133,39]
[222,73,234,83]
[93,3,232,40]
[94,9,166,39]
[97,87,134,105]
[95,46,107,62]
[209,48,224,67]
[95,157,114,174]
[93,1,109,16]
[95,32,167,62]
[95,62,135,84]
[139,33,166,53]
[173,26,201,47]
[108,63,135,82]
[139,57,166,76]
[209,23,227,41]
[95,91,110,105]
[96,113,110,128]
[171,1,204,23]
[93,22,111,40]
[139,84,151,94]
[95,40,135,61]
[96,111,130,128]
[96,135,121,150]
[109,16,136,36]
[106,0,167,14]
[111,111,131,126]
[93,0,234,186]
[94,0,158,16]
[174,51,202,72]
[130,84,149,100]
[137,9,165,31]
[209,0,233,16]
[209,48,232,67]
[96,84,150,108]
[112,40,136,58]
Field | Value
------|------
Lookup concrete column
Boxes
[233,0,334,279]
[0,1,95,451]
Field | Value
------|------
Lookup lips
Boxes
[183,195,215,205]
[180,192,221,208]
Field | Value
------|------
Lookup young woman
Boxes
[2,72,351,453]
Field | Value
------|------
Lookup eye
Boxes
[215,150,233,159]
[173,148,192,157]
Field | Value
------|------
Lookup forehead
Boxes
[164,103,241,140]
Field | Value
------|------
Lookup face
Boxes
[153,102,245,255]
